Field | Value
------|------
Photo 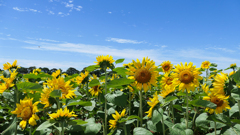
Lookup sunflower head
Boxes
[159,85,175,98]
[160,73,174,89]
[32,68,41,75]
[48,107,77,121]
[52,69,61,78]
[201,61,211,69]
[11,98,39,129]
[3,60,18,70]
[172,62,202,93]
[230,63,237,69]
[89,85,102,96]
[94,55,115,70]
[210,72,228,95]
[126,57,159,92]
[229,71,235,76]
[145,92,159,118]
[109,109,127,129]
[161,61,173,73]
[203,93,230,114]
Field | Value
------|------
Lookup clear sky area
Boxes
[0,0,239,71]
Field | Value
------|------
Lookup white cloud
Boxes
[48,10,55,15]
[13,7,41,13]
[69,0,73,3]
[106,38,146,44]
[108,12,112,14]
[13,7,26,12]
[58,12,63,15]
[205,47,235,53]
[6,34,11,36]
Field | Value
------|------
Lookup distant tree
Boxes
[49,68,58,75]
[66,67,80,75]
[27,66,36,73]
[17,67,28,74]
[39,67,50,73]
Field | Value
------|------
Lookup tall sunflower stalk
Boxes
[104,68,108,135]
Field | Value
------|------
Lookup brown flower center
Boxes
[93,86,99,92]
[134,68,151,83]
[163,65,170,71]
[166,78,173,85]
[179,70,194,84]
[212,98,224,107]
[21,107,32,120]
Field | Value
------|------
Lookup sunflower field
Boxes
[0,56,240,135]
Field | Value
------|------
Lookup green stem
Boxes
[139,89,143,127]
[192,107,198,128]
[14,85,19,135]
[162,112,165,135]
[206,68,209,82]
[29,125,32,135]
[61,121,64,135]
[231,126,238,135]
[129,92,131,116]
[186,89,189,129]
[123,124,128,135]
[104,69,108,135]
[214,121,217,135]
[238,100,240,118]
[171,101,175,124]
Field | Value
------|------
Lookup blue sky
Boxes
[0,0,239,71]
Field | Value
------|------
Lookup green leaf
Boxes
[67,100,92,106]
[185,129,194,135]
[195,113,210,130]
[133,127,153,135]
[68,119,88,125]
[115,58,125,64]
[155,68,163,72]
[84,100,96,111]
[173,105,183,112]
[127,115,141,121]
[89,79,100,87]
[207,114,231,126]
[171,123,186,135]
[36,120,55,131]
[1,116,17,135]
[17,82,42,92]
[113,67,128,76]
[164,96,178,103]
[190,100,217,109]
[85,65,100,72]
[177,92,186,96]
[210,63,218,67]
[2,92,14,101]
[105,90,127,107]
[229,103,239,117]
[107,78,135,88]
[209,67,217,71]
[221,124,240,135]
[83,118,101,135]
[50,90,62,98]
[152,108,163,125]
[232,69,240,84]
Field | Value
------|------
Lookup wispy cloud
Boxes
[108,12,112,14]
[13,7,41,13]
[106,38,146,44]
[205,46,235,53]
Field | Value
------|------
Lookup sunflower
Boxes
[160,73,174,89]
[203,92,230,114]
[3,60,18,70]
[32,68,41,75]
[11,98,39,129]
[52,69,61,78]
[40,77,76,107]
[161,61,173,73]
[89,85,102,96]
[75,71,89,85]
[0,69,18,93]
[172,62,202,93]
[229,71,235,76]
[210,72,228,95]
[109,109,126,129]
[94,55,115,70]
[159,85,175,98]
[201,61,211,69]
[48,107,77,121]
[145,92,159,118]
[230,63,237,69]
[126,57,159,92]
